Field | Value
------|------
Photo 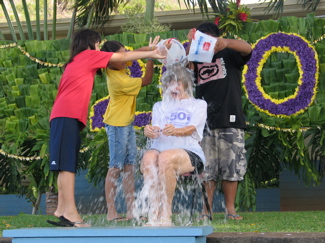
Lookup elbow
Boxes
[242,48,252,57]
[244,44,253,56]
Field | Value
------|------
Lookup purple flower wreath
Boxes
[134,112,152,128]
[90,96,152,131]
[90,97,110,131]
[243,32,318,117]
[129,60,143,78]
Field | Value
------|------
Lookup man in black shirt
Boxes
[188,22,252,220]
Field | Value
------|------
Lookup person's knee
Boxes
[141,150,158,164]
[106,167,122,181]
[124,164,134,172]
[157,153,174,173]
[123,166,134,178]
[107,167,122,176]
[141,157,156,171]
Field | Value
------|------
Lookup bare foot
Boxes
[73,221,91,227]
[227,214,243,220]
[53,211,63,219]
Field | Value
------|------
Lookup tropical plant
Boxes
[263,0,321,18]
[0,37,92,213]
[1,0,325,214]
[0,0,61,41]
[120,3,170,34]
[63,0,126,28]
[180,0,322,19]
[213,0,252,34]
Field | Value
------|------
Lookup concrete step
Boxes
[207,232,325,243]
[0,238,11,243]
[2,231,325,243]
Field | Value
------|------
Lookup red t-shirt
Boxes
[50,50,113,128]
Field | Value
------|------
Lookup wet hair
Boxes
[196,22,220,37]
[161,63,195,98]
[64,29,101,69]
[101,40,124,53]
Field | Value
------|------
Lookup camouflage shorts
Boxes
[201,128,247,182]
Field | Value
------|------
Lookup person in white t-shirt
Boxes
[140,64,207,226]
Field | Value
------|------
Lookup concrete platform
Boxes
[2,232,325,243]
[3,226,213,243]
[0,238,11,243]
[207,232,325,243]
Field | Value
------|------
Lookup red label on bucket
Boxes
[203,42,211,51]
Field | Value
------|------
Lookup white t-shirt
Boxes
[150,97,207,164]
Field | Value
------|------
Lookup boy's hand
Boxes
[214,38,228,53]
[187,28,196,42]
[164,39,173,50]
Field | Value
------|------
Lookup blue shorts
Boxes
[105,123,136,169]
[49,117,82,173]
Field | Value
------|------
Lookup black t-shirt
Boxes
[193,48,251,130]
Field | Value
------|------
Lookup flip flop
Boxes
[227,214,243,220]
[108,217,129,222]
[196,214,212,221]
[47,219,74,227]
[59,216,91,227]
[128,216,148,221]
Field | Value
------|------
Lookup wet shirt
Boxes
[150,98,207,163]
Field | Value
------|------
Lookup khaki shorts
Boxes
[201,128,247,182]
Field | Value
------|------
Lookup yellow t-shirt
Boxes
[103,69,142,126]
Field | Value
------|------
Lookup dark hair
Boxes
[196,22,220,37]
[63,29,101,69]
[101,40,124,53]
[96,41,125,75]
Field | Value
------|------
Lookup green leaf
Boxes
[38,73,50,84]
[308,105,322,122]
[258,20,279,32]
[40,143,48,158]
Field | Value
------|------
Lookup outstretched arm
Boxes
[110,47,165,62]
[186,28,251,56]
[214,38,252,56]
